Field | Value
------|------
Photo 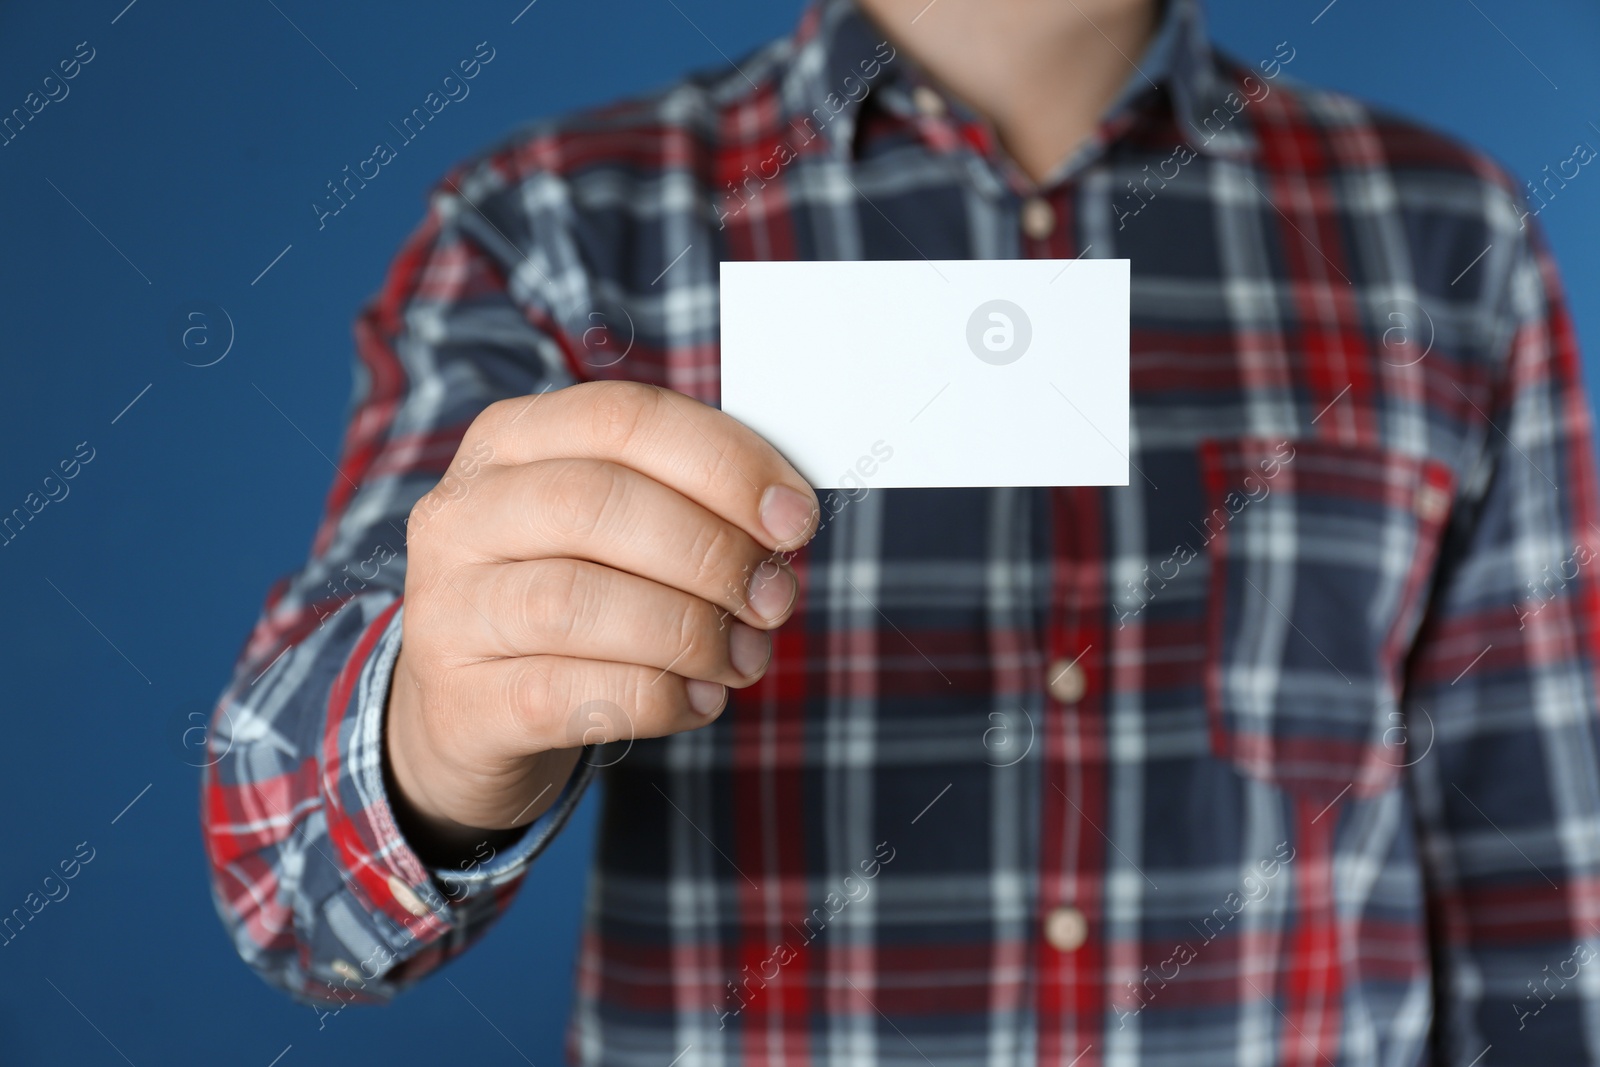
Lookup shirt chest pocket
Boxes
[1198,438,1456,798]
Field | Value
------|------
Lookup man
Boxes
[203,0,1600,1062]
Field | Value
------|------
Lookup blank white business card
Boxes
[719,259,1130,489]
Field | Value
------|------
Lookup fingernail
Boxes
[746,564,797,623]
[760,485,817,546]
[728,621,772,678]
[686,679,727,716]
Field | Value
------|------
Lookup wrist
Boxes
[382,650,582,868]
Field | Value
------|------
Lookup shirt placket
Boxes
[885,78,1118,1062]
[947,102,1115,1065]
[1027,181,1111,1064]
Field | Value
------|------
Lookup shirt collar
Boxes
[1160,0,1257,158]
[779,0,1256,165]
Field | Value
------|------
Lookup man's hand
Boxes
[383,382,819,860]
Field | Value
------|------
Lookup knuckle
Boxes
[668,600,708,673]
[686,521,743,597]
[499,661,558,742]
[683,414,768,499]
[397,587,440,649]
[535,460,616,539]
[687,440,739,495]
[462,399,510,454]
[621,670,665,725]
[515,559,588,645]
[397,620,440,684]
[403,568,472,659]
[582,381,661,456]
[405,488,446,547]
[406,461,495,556]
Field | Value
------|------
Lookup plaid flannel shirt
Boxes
[202,0,1600,1063]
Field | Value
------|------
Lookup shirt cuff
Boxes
[313,600,597,992]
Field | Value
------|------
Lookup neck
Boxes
[857,0,1161,183]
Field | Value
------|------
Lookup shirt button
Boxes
[331,958,363,983]
[1046,657,1086,704]
[1021,196,1056,240]
[387,874,431,918]
[1044,906,1088,952]
[911,84,946,119]
[1414,481,1451,524]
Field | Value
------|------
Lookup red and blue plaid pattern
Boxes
[202,0,1600,1063]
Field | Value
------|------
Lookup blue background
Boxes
[0,0,1595,1063]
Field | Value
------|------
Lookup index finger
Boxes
[470,381,820,552]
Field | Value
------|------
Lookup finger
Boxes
[445,558,772,686]
[452,458,800,626]
[470,381,821,551]
[443,653,728,756]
